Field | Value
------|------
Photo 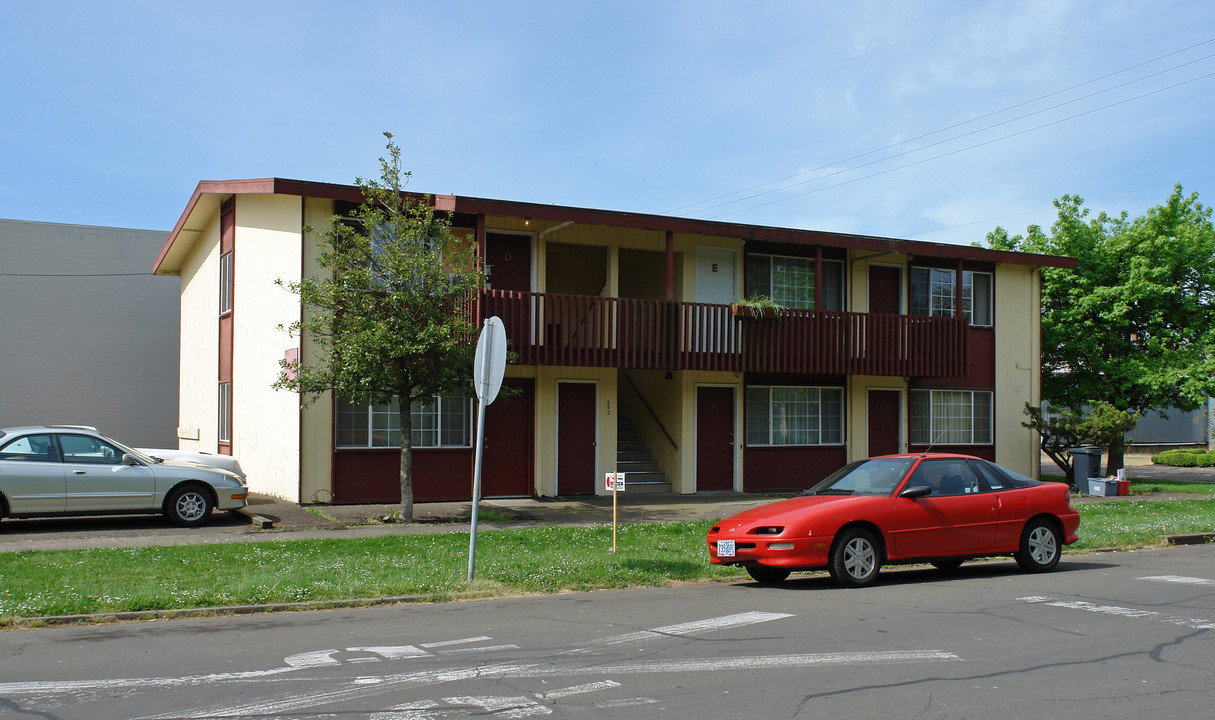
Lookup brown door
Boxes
[485,233,532,291]
[867,389,901,457]
[869,265,901,315]
[481,379,534,497]
[696,386,734,491]
[557,382,596,495]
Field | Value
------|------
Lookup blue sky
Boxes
[3,1,1213,247]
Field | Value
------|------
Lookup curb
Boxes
[1167,532,1215,546]
[19,594,430,626]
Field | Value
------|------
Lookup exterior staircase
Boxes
[616,420,671,494]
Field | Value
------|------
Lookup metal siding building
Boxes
[0,219,180,446]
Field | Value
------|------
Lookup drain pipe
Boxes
[538,221,574,239]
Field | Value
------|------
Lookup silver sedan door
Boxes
[59,434,156,512]
[0,433,67,513]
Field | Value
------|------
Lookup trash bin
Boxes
[1069,446,1103,490]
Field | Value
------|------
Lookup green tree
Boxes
[994,186,1215,473]
[275,133,484,521]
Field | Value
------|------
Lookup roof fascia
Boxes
[154,178,1077,273]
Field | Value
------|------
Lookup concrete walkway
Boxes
[1,456,1210,554]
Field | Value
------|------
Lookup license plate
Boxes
[717,540,736,557]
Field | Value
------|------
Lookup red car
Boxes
[708,453,1080,587]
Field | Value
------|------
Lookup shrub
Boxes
[1153,449,1215,467]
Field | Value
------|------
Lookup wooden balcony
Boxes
[479,290,968,377]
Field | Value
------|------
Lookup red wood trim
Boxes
[158,177,1077,275]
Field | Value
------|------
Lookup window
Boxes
[58,434,124,465]
[336,394,472,449]
[746,386,844,446]
[746,254,844,310]
[219,382,232,443]
[0,434,57,462]
[909,390,992,445]
[909,268,992,326]
[219,252,233,315]
[907,458,981,496]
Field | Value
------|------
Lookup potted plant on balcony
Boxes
[731,295,785,319]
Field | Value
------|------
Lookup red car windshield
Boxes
[803,457,917,496]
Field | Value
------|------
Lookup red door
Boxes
[867,390,901,457]
[557,382,596,495]
[485,233,531,291]
[869,265,901,314]
[481,379,534,497]
[696,386,734,491]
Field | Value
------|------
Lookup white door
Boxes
[695,248,737,304]
[694,248,737,353]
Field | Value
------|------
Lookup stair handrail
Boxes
[620,371,678,450]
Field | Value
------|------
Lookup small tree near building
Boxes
[275,133,484,521]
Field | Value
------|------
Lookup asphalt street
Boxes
[1,544,1213,719]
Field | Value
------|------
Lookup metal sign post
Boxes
[468,316,506,582]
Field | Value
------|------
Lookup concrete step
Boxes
[617,450,652,462]
[616,460,660,473]
[622,480,673,494]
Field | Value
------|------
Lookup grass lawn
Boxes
[1,484,1212,624]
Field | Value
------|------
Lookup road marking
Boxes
[438,643,522,655]
[588,610,794,648]
[445,695,551,717]
[1019,596,1215,630]
[536,680,622,699]
[524,650,961,675]
[421,636,494,648]
[1141,575,1215,587]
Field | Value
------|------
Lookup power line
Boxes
[705,70,1215,220]
[907,173,1215,238]
[668,37,1215,216]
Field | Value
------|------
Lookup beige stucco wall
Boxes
[993,264,1042,478]
[618,368,684,488]
[677,371,740,494]
[299,197,335,503]
[231,194,304,501]
[846,376,908,462]
[176,215,221,452]
[532,366,617,497]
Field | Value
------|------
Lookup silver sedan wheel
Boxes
[166,486,214,527]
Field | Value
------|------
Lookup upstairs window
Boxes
[219,252,233,315]
[746,254,844,310]
[909,268,992,326]
[746,386,844,446]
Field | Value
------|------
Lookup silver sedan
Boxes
[0,425,247,527]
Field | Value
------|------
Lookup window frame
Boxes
[745,253,845,311]
[335,394,473,449]
[908,389,993,446]
[219,251,233,316]
[745,385,845,447]
[908,267,993,326]
[218,382,232,443]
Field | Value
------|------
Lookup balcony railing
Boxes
[479,290,967,377]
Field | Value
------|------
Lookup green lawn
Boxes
[2,490,1213,624]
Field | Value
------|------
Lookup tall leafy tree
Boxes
[275,133,484,521]
[990,185,1215,472]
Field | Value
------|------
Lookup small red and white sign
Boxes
[605,472,626,492]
